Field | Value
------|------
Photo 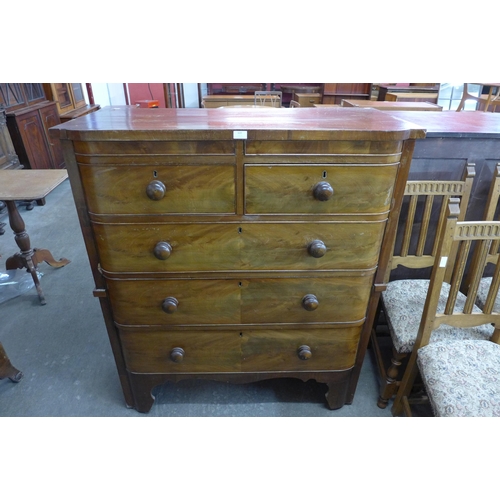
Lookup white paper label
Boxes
[233,130,248,139]
[439,256,448,268]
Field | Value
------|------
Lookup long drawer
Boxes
[119,327,362,373]
[245,163,398,214]
[107,274,374,326]
[93,220,386,273]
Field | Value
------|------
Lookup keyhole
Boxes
[322,171,327,178]
[153,170,158,178]
[238,227,242,233]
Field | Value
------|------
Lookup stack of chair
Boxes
[371,164,476,409]
[392,193,500,417]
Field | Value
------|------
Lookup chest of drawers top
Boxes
[51,105,425,141]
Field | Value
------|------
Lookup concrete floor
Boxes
[0,178,395,417]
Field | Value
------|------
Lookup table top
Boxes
[383,110,500,138]
[0,169,68,201]
[340,99,443,111]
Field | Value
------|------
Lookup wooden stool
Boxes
[0,170,71,305]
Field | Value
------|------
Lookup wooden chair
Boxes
[254,91,282,107]
[470,165,500,309]
[456,83,500,112]
[289,100,301,108]
[371,164,476,408]
[392,199,500,417]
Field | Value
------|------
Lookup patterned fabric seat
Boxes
[417,339,500,417]
[476,277,500,311]
[382,279,494,354]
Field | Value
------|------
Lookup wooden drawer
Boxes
[93,220,386,273]
[119,327,361,373]
[79,164,235,215]
[245,164,398,214]
[244,140,403,158]
[107,274,374,326]
[295,93,322,107]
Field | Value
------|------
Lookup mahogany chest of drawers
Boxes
[51,106,424,412]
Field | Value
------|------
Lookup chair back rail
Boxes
[387,163,475,282]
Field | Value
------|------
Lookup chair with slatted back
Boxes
[456,83,500,112]
[254,91,282,107]
[470,165,500,310]
[371,164,476,409]
[392,199,500,417]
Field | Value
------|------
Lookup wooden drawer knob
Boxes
[297,345,312,360]
[162,297,179,314]
[302,294,319,311]
[170,347,185,363]
[154,241,172,260]
[307,240,327,258]
[146,180,166,200]
[313,181,334,201]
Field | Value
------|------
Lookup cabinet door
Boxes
[17,111,53,169]
[39,103,65,169]
[70,83,86,108]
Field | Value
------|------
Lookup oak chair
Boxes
[392,199,500,417]
[254,91,282,107]
[471,165,500,310]
[456,83,500,112]
[371,164,476,408]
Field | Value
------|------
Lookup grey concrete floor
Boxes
[0,178,394,417]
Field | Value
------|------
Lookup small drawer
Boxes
[245,164,398,214]
[93,220,386,273]
[107,275,374,326]
[118,327,361,374]
[79,164,235,215]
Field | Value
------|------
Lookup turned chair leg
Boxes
[377,348,407,409]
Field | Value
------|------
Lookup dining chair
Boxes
[469,165,500,310]
[392,199,500,417]
[456,83,500,112]
[371,164,476,408]
[254,91,282,107]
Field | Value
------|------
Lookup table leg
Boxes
[0,342,23,382]
[4,200,47,305]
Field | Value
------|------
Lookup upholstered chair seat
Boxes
[383,279,494,354]
[417,339,500,416]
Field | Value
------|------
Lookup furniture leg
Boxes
[377,348,407,409]
[5,200,46,305]
[32,248,70,268]
[0,342,23,382]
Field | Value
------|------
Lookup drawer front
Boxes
[245,140,403,158]
[79,165,235,214]
[93,220,386,273]
[245,164,398,214]
[119,327,360,373]
[107,275,373,326]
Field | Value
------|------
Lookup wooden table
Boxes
[339,99,443,111]
[0,169,71,305]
